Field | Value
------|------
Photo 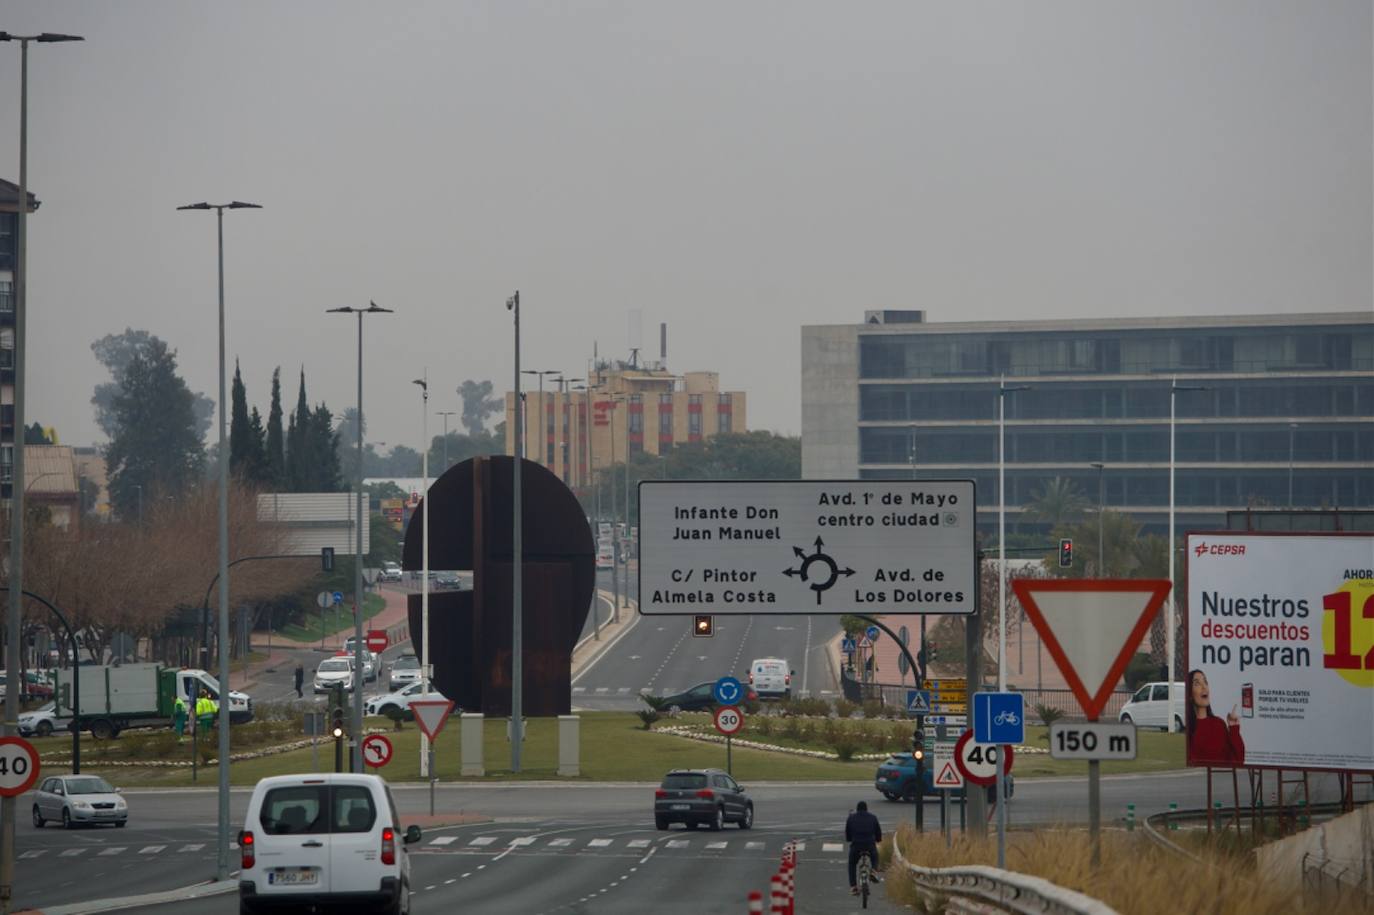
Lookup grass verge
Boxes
[276,593,387,643]
[885,826,1310,915]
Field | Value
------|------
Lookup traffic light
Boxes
[929,640,939,663]
[693,615,714,638]
[1058,538,1073,568]
[321,547,335,572]
[912,728,925,761]
[330,703,346,739]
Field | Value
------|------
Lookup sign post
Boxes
[973,692,1024,869]
[713,705,744,775]
[409,700,456,816]
[1012,578,1171,866]
[361,733,394,768]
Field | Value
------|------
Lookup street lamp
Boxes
[1090,462,1105,574]
[550,376,583,483]
[411,375,433,780]
[327,301,392,772]
[1168,377,1207,734]
[0,30,82,912]
[436,411,456,473]
[177,198,260,883]
[997,377,1030,691]
[506,292,524,772]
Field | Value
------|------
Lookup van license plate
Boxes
[268,869,318,886]
[671,804,690,810]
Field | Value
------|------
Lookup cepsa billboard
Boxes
[1186,532,1374,772]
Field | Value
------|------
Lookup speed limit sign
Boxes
[0,737,40,797]
[953,730,1014,788]
[713,705,745,736]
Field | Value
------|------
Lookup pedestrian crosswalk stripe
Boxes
[746,841,764,850]
[59,848,86,857]
[429,836,457,846]
[98,847,126,856]
[821,842,843,853]
[510,837,536,846]
[469,837,497,846]
[617,687,631,693]
[572,687,586,694]
[594,687,609,693]
[666,839,689,849]
[626,839,650,848]
[587,838,612,847]
[17,850,44,859]
[548,838,573,847]
[139,845,166,854]
[792,842,806,851]
[177,844,205,853]
[704,841,728,849]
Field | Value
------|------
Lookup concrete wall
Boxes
[801,325,859,479]
[1254,803,1374,897]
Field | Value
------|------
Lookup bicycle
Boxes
[857,849,872,908]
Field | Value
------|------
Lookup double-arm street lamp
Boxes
[412,375,433,780]
[550,376,583,483]
[0,30,82,911]
[327,301,392,771]
[176,199,260,882]
[1168,377,1207,733]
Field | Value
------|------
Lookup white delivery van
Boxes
[239,773,420,914]
[1118,681,1186,732]
[748,658,793,700]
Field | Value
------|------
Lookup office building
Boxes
[0,179,39,503]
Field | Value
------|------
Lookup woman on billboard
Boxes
[1186,669,1245,766]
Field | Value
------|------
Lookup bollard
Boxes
[1169,801,1178,831]
[770,873,785,914]
[783,861,795,915]
[748,889,764,914]
[1126,803,1135,832]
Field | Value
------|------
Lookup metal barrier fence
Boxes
[841,671,1133,721]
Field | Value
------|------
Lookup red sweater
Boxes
[1191,716,1245,766]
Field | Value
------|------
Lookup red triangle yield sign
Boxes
[1012,579,1171,721]
[408,700,456,740]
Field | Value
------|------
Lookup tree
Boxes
[285,370,311,491]
[309,404,343,492]
[426,429,503,473]
[1020,476,1090,530]
[24,422,50,444]
[266,367,285,487]
[245,407,270,483]
[458,380,502,436]
[229,361,265,480]
[91,329,214,442]
[104,337,206,519]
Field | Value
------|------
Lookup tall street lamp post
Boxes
[0,30,81,912]
[177,198,260,882]
[571,383,600,640]
[327,301,392,771]
[412,375,432,780]
[997,378,1029,691]
[437,411,456,474]
[1169,377,1207,734]
[1090,462,1105,574]
[506,292,524,771]
[550,375,583,483]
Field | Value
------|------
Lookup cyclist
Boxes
[845,800,883,896]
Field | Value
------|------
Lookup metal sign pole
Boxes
[429,747,436,816]
[1089,758,1101,866]
[726,734,732,777]
[995,745,1007,869]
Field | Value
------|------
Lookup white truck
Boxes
[53,664,253,739]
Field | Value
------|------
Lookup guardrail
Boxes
[890,830,1118,915]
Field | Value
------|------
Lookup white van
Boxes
[748,658,793,700]
[1118,681,1186,732]
[239,773,419,914]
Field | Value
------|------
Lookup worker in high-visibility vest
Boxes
[194,689,217,735]
[172,695,188,742]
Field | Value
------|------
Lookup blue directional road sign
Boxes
[332,591,344,606]
[973,692,1025,745]
[865,625,881,642]
[906,689,931,715]
[841,637,857,654]
[713,676,744,706]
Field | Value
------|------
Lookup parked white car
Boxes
[748,657,793,700]
[1118,681,1186,732]
[314,657,357,694]
[238,773,419,914]
[18,701,72,738]
[364,681,448,719]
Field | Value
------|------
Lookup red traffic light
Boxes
[1058,538,1074,568]
[692,615,714,637]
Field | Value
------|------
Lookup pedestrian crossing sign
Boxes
[906,689,931,715]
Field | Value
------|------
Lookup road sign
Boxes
[637,480,977,615]
[361,733,394,768]
[409,700,456,741]
[973,692,1025,745]
[906,689,931,715]
[857,636,872,650]
[953,730,1015,788]
[929,703,967,714]
[924,715,967,726]
[332,591,344,606]
[841,637,857,654]
[713,676,744,706]
[865,625,881,642]
[714,705,745,736]
[366,628,389,653]
[922,679,967,690]
[316,591,332,609]
[1049,721,1138,761]
[0,736,40,797]
[1012,579,1171,720]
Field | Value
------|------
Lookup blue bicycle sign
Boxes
[973,692,1025,745]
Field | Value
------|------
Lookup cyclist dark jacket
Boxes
[845,809,882,845]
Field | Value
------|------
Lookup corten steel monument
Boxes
[401,455,595,717]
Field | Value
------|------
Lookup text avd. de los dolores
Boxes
[653,488,966,608]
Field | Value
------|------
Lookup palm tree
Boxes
[1021,476,1090,530]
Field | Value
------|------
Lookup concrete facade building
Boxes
[505,365,747,492]
[0,179,40,504]
[802,310,1374,536]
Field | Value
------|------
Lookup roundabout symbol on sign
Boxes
[713,676,743,706]
[361,734,394,769]
[952,729,1014,788]
[713,705,745,736]
[0,736,41,797]
[782,536,856,606]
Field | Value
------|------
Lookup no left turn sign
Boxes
[713,706,745,736]
[0,736,40,797]
[361,734,394,769]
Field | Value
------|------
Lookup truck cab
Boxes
[176,669,253,724]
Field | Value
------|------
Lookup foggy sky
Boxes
[3,1,1369,456]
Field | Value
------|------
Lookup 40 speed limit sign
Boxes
[0,737,40,797]
[952,730,1014,788]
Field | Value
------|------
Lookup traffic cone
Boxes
[783,861,795,915]
[747,889,763,913]
[770,873,785,914]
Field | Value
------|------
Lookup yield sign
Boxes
[1012,578,1171,721]
[408,699,456,740]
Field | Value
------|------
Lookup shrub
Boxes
[832,735,862,761]
[636,709,661,731]
[782,717,803,740]
[1035,703,1066,728]
[384,707,407,731]
[640,693,669,712]
[835,699,860,719]
[861,699,885,720]
[820,719,842,745]
[754,716,773,737]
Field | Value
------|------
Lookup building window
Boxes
[689,412,702,436]
[659,410,673,435]
[0,279,11,313]
[629,411,643,434]
[718,412,732,433]
[689,394,702,406]
[719,393,732,407]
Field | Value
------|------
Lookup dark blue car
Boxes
[874,753,1013,803]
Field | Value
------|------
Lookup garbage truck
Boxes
[53,664,253,739]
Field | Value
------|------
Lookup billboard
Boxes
[638,480,976,616]
[1186,532,1374,771]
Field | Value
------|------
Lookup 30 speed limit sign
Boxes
[713,705,745,736]
[953,730,1014,788]
[0,737,40,797]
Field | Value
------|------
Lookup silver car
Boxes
[32,774,128,829]
[388,655,420,691]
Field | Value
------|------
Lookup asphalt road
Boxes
[14,770,1357,913]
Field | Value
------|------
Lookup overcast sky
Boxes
[3,1,1370,454]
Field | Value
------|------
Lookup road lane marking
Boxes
[98,848,126,856]
[17,851,44,859]
[469,836,497,846]
[821,842,843,853]
[594,687,609,694]
[509,836,536,846]
[572,687,585,694]
[59,848,87,857]
[138,845,166,854]
[626,839,650,848]
[666,839,689,848]
[177,844,205,853]
[587,838,612,847]
[746,841,765,849]
[548,838,573,847]
[793,842,806,851]
[617,687,630,693]
[429,836,457,846]
[704,841,728,849]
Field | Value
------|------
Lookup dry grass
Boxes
[887,826,1316,915]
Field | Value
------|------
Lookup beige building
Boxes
[24,444,81,531]
[505,366,747,492]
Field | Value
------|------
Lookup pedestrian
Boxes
[195,688,217,735]
[294,661,305,699]
[172,695,188,742]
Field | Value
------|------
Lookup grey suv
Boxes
[654,769,753,831]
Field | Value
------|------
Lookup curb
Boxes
[22,877,238,915]
[570,595,641,685]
